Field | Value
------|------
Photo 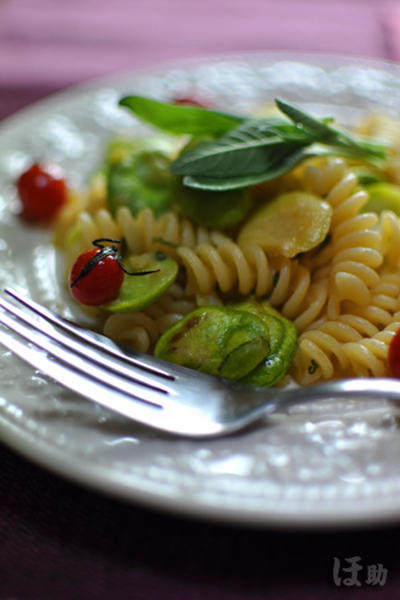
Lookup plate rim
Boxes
[2,49,400,529]
[2,48,400,133]
[3,409,400,530]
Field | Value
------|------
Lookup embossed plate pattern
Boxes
[2,52,400,527]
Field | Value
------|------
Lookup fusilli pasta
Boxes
[56,137,400,385]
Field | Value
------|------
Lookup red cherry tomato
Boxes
[16,162,67,225]
[173,97,208,108]
[69,248,124,306]
[388,329,400,378]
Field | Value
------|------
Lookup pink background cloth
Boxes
[2,1,400,599]
[0,0,400,119]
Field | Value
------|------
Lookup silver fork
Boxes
[1,287,400,438]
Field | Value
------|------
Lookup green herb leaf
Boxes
[182,147,312,191]
[119,95,387,192]
[118,95,244,136]
[171,100,387,190]
[171,119,308,178]
[276,98,386,160]
[275,98,338,141]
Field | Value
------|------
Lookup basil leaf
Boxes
[275,98,337,141]
[119,95,244,135]
[117,94,387,192]
[183,147,312,191]
[276,98,386,160]
[305,142,385,164]
[171,119,309,178]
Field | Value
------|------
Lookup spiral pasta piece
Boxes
[303,158,384,320]
[293,317,366,386]
[329,201,382,317]
[115,207,220,256]
[144,283,198,334]
[343,320,400,377]
[102,283,198,352]
[380,210,400,269]
[349,271,400,328]
[103,311,159,353]
[293,318,356,385]
[290,282,329,333]
[292,269,400,384]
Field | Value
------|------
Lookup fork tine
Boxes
[0,316,224,437]
[0,306,166,408]
[1,294,174,394]
[0,325,180,429]
[4,287,173,379]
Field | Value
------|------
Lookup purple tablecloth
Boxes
[2,1,400,598]
[2,443,400,600]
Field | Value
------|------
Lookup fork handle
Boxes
[278,377,400,407]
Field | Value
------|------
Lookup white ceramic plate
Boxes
[2,51,400,528]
